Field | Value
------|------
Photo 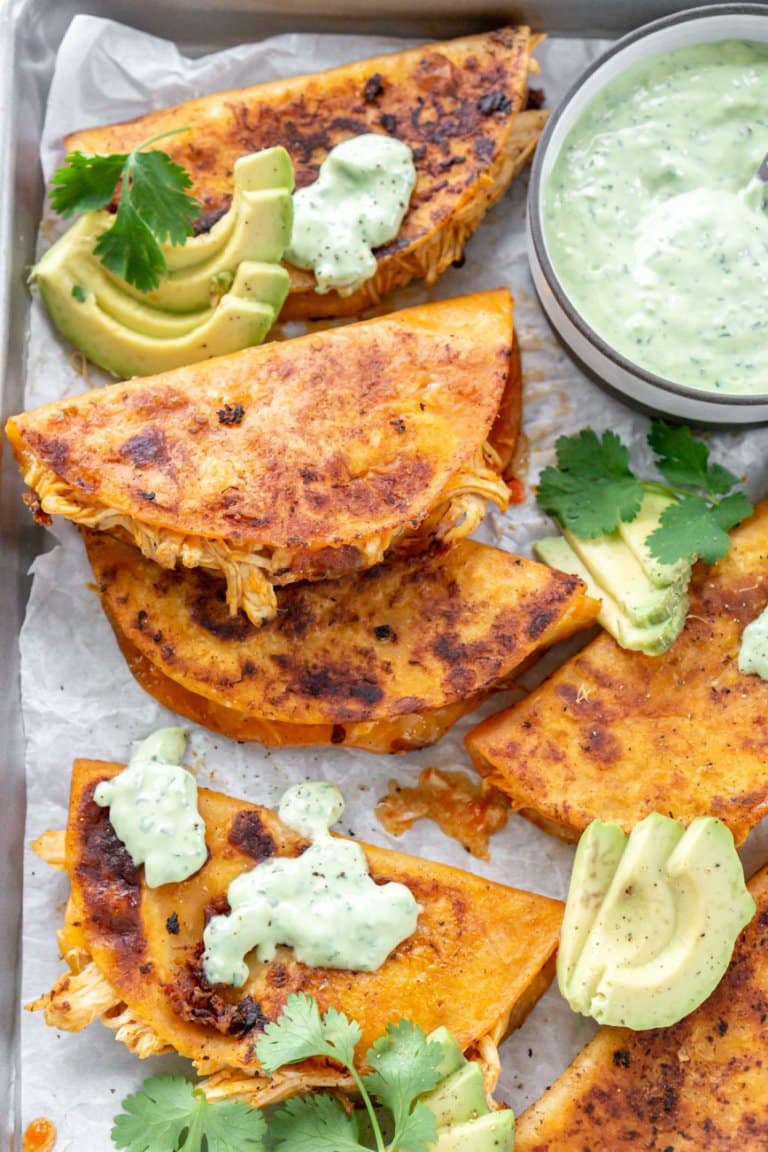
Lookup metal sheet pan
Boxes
[0,1,730,1144]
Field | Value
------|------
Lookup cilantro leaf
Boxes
[390,1103,439,1152]
[556,428,633,478]
[270,1095,369,1152]
[194,1099,267,1152]
[255,993,360,1075]
[536,423,751,572]
[646,496,730,565]
[648,421,739,496]
[50,151,126,216]
[94,198,167,294]
[49,127,200,292]
[129,149,199,247]
[363,1020,443,1149]
[710,491,754,533]
[111,1075,265,1152]
[538,429,644,537]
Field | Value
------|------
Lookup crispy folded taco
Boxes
[29,760,564,1105]
[7,291,519,625]
[83,529,599,752]
[515,863,768,1150]
[64,29,546,319]
[466,500,768,845]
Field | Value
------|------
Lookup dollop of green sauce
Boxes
[544,40,768,395]
[202,781,421,987]
[285,133,416,294]
[739,604,768,679]
[94,727,207,888]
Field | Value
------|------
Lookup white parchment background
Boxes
[19,15,768,1149]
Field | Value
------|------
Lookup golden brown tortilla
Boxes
[7,291,518,624]
[466,500,768,845]
[83,528,599,749]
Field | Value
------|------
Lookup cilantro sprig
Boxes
[537,421,752,565]
[110,996,452,1152]
[256,993,445,1152]
[50,128,201,293]
[111,1075,266,1152]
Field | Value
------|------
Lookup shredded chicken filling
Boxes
[21,445,509,625]
[27,831,507,1104]
[27,944,503,1106]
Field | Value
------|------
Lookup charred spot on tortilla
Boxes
[217,403,245,426]
[75,780,146,962]
[295,665,385,712]
[228,811,277,863]
[363,72,385,102]
[120,428,171,469]
[25,431,70,473]
[167,952,271,1038]
[478,89,515,116]
[192,595,256,643]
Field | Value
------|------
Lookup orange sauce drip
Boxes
[375,767,509,861]
[22,1119,56,1152]
[505,430,529,503]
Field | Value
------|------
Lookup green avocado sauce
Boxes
[94,727,207,888]
[202,781,421,987]
[285,133,416,294]
[544,40,768,395]
[739,604,768,678]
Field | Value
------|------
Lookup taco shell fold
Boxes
[7,291,519,625]
[82,528,600,751]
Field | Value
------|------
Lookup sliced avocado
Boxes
[426,1026,467,1079]
[557,819,628,1000]
[559,813,756,1031]
[420,1062,489,1128]
[431,1109,515,1152]
[534,536,688,655]
[163,147,295,271]
[34,216,209,338]
[37,259,288,377]
[39,250,288,347]
[112,186,292,312]
[34,146,293,320]
[562,525,685,627]
[618,490,693,588]
[57,255,213,339]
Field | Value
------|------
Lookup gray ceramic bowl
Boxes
[528,3,768,425]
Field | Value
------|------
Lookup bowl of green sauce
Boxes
[528,3,768,424]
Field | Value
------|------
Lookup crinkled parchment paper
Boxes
[19,15,768,1148]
